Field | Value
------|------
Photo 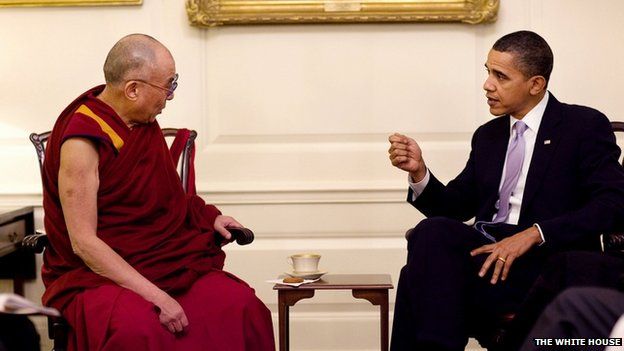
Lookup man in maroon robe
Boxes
[41,34,275,351]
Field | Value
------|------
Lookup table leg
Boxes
[353,289,390,351]
[13,277,24,296]
[278,295,289,351]
[278,289,315,351]
[380,291,389,351]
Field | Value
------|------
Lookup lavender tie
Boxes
[493,120,528,223]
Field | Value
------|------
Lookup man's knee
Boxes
[552,287,592,311]
[221,279,261,311]
[192,272,259,310]
[407,217,469,250]
[557,287,623,313]
[408,217,456,239]
[108,290,167,341]
[546,287,615,325]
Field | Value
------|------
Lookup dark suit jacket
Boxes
[409,93,624,250]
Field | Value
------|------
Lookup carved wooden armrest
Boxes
[602,233,624,252]
[21,231,49,254]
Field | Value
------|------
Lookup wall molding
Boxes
[0,184,415,206]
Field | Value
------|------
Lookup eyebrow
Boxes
[484,64,507,77]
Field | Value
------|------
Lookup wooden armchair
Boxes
[22,128,253,351]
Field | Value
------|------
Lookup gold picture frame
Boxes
[186,0,498,27]
[0,0,140,7]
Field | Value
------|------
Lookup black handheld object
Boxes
[217,227,255,246]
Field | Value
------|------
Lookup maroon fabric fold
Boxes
[41,85,224,312]
[64,271,275,351]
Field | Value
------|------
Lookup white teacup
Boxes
[288,253,321,273]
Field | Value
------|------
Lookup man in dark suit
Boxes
[387,30,624,351]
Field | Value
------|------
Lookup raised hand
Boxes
[388,133,427,182]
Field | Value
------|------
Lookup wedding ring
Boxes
[497,256,507,263]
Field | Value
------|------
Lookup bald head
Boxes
[103,34,172,85]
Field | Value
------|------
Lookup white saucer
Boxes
[285,270,328,280]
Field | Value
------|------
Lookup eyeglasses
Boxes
[132,73,178,99]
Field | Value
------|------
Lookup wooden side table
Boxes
[273,274,393,351]
[0,206,35,295]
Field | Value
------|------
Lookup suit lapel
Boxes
[474,116,510,221]
[485,117,511,193]
[520,94,564,218]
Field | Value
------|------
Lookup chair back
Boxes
[26,128,198,351]
[29,131,51,176]
[29,128,197,193]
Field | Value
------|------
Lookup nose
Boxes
[483,75,495,92]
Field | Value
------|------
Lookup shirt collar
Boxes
[509,91,549,134]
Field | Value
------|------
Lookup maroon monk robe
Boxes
[41,86,275,351]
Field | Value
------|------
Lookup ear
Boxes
[124,81,139,101]
[528,76,547,96]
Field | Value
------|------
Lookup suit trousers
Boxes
[519,287,624,351]
[506,251,624,350]
[391,217,546,351]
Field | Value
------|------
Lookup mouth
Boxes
[486,96,499,106]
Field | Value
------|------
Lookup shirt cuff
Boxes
[533,223,546,246]
[408,169,430,201]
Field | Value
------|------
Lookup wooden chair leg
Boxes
[49,316,68,351]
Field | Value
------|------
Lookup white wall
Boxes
[1,0,624,350]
